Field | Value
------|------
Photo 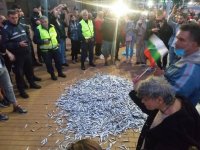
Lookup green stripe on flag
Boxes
[147,40,161,62]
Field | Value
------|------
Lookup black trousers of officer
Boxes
[81,40,94,66]
[13,53,35,93]
[41,49,62,75]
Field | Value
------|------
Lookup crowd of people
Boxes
[0,2,200,149]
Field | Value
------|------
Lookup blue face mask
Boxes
[174,49,186,57]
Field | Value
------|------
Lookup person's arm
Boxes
[78,23,85,41]
[129,90,153,115]
[54,26,60,43]
[167,5,177,28]
[6,50,15,62]
[33,28,45,45]
[164,63,199,104]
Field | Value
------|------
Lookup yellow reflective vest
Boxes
[79,19,94,39]
[37,24,58,51]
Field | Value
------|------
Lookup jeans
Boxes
[0,66,16,104]
[126,39,134,59]
[59,39,67,64]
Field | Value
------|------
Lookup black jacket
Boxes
[156,20,173,49]
[51,16,67,39]
[0,26,5,54]
[101,18,116,42]
[31,12,40,30]
[2,21,31,56]
[145,19,172,49]
[129,90,200,150]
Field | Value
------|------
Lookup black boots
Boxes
[51,72,66,80]
[51,73,57,80]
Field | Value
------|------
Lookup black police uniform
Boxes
[2,21,39,95]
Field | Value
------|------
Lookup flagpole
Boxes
[132,67,153,84]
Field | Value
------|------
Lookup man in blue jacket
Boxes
[155,23,200,106]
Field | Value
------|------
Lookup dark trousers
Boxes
[13,53,34,93]
[41,50,62,75]
[115,37,120,59]
[95,43,102,56]
[81,41,94,65]
[71,40,80,60]
[30,42,37,64]
[37,45,43,63]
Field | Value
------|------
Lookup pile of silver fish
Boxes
[54,74,146,149]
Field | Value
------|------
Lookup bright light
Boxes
[75,0,149,18]
[147,0,154,8]
[142,11,148,16]
[188,1,193,5]
[111,0,129,17]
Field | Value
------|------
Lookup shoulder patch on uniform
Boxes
[3,25,8,29]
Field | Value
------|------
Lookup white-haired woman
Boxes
[129,76,200,150]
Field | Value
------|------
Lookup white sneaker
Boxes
[196,103,200,114]
[99,54,104,59]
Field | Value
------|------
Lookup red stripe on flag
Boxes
[144,48,156,67]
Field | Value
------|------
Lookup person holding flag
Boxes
[143,23,200,106]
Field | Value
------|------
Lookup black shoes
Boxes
[13,105,27,113]
[33,76,42,81]
[30,83,41,89]
[0,114,9,121]
[0,97,10,107]
[89,63,96,67]
[104,62,109,66]
[62,63,69,67]
[58,73,66,78]
[20,92,29,99]
[81,65,86,70]
[51,73,57,80]
[51,73,66,80]
[135,62,141,65]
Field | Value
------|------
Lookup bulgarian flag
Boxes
[144,34,168,67]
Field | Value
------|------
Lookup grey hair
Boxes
[136,76,175,105]
[80,9,88,17]
[40,15,48,20]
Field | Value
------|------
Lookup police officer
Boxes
[34,16,66,80]
[2,10,41,99]
[78,9,96,70]
[0,23,27,120]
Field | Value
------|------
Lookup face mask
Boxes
[174,49,185,57]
